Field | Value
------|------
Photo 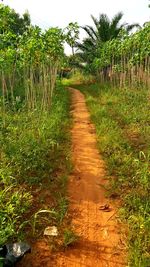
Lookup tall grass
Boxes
[0,84,71,246]
[74,83,150,267]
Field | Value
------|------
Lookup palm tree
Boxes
[77,12,139,65]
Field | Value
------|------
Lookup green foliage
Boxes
[0,85,71,246]
[93,23,150,69]
[0,4,72,247]
[65,22,79,55]
[44,27,65,59]
[86,23,150,87]
[0,185,32,245]
[0,3,30,48]
[62,71,95,86]
[63,229,79,248]
[74,83,150,266]
[0,87,69,180]
[0,4,66,112]
[77,12,139,69]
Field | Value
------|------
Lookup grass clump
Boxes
[63,229,79,248]
[73,82,150,267]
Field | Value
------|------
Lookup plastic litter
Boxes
[44,226,58,236]
[0,242,31,267]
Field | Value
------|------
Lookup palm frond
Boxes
[126,23,141,32]
[111,12,123,28]
[81,25,96,41]
[110,12,124,38]
[91,15,99,28]
[87,25,98,39]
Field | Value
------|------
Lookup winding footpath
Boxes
[56,88,126,267]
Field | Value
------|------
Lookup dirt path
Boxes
[55,88,126,267]
[18,87,126,267]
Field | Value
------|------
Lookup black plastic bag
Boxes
[0,242,31,267]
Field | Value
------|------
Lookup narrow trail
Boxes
[18,87,126,267]
[55,88,126,267]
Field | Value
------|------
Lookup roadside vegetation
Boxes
[0,82,72,246]
[73,83,150,266]
[66,9,150,267]
[0,1,150,266]
[0,3,73,253]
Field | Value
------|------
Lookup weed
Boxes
[63,229,79,248]
[0,84,71,246]
[55,196,69,224]
[73,82,150,266]
[32,209,57,235]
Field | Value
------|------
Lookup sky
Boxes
[3,0,150,54]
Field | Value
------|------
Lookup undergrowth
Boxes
[0,84,71,246]
[73,82,150,267]
[62,71,95,86]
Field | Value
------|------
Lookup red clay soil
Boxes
[18,88,126,267]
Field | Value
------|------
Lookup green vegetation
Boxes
[63,229,79,248]
[62,71,95,86]
[0,1,150,266]
[76,12,139,68]
[0,84,71,245]
[0,3,72,250]
[77,15,150,90]
[73,83,150,266]
[73,14,150,266]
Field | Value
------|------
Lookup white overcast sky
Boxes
[3,0,150,54]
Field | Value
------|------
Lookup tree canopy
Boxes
[77,12,139,67]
